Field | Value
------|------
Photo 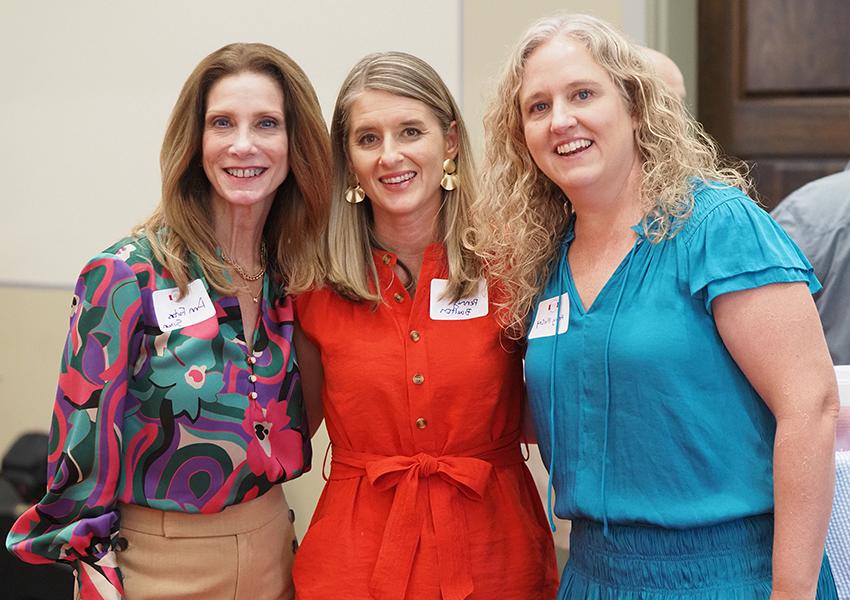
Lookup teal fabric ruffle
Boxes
[682,185,821,313]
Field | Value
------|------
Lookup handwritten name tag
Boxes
[429,278,489,321]
[152,279,216,332]
[528,293,569,339]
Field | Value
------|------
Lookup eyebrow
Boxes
[204,107,285,118]
[350,118,429,137]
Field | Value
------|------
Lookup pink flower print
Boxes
[242,399,303,482]
[184,365,207,390]
[114,243,136,262]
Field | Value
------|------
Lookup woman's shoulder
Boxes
[293,286,337,317]
[674,180,819,307]
[97,233,157,265]
[679,181,761,242]
[76,233,167,291]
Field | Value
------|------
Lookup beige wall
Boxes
[0,287,71,453]
[2,1,699,545]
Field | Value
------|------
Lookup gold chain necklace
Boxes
[220,243,267,282]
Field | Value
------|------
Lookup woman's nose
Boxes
[550,101,578,133]
[230,126,257,155]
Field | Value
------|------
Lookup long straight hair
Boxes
[323,51,481,303]
[141,42,330,296]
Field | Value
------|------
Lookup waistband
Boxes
[567,515,773,592]
[329,434,524,600]
[118,485,286,538]
[328,433,525,481]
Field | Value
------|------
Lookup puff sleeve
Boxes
[683,186,820,313]
[6,253,143,600]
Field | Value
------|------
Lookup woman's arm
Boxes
[7,253,143,600]
[713,282,838,599]
[294,322,324,438]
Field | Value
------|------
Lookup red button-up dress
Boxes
[292,245,558,599]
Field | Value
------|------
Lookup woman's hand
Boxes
[714,282,838,598]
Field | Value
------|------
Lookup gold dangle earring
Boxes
[345,176,366,204]
[440,158,458,191]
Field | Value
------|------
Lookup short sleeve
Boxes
[684,187,820,313]
[6,252,143,599]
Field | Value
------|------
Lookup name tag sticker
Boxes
[429,278,489,321]
[528,293,570,339]
[152,279,216,332]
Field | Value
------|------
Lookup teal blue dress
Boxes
[525,182,837,599]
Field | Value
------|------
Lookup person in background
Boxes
[292,51,558,599]
[478,12,838,599]
[772,129,850,599]
[642,46,687,101]
[772,162,850,365]
[6,43,330,599]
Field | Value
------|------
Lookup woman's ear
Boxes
[445,121,459,158]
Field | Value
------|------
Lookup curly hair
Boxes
[323,51,482,303]
[475,13,750,338]
[140,42,330,297]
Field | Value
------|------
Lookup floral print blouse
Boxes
[6,235,311,599]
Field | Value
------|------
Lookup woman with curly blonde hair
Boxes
[478,12,839,600]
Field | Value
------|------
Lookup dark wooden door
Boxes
[698,0,850,209]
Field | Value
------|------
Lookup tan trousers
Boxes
[109,486,296,600]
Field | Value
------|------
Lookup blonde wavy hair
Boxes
[322,51,482,303]
[476,13,751,337]
[139,43,330,297]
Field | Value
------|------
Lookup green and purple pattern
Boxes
[6,236,310,599]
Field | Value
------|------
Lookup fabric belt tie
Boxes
[329,435,524,600]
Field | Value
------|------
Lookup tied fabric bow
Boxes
[364,452,492,600]
[328,437,524,600]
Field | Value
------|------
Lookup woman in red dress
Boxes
[292,51,558,599]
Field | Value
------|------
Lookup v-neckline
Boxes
[562,228,643,316]
[211,274,267,356]
[241,275,268,355]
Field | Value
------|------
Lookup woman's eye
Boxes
[357,133,378,146]
[530,102,549,114]
[576,89,592,101]
[402,127,422,138]
[210,117,230,128]
[258,118,278,129]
